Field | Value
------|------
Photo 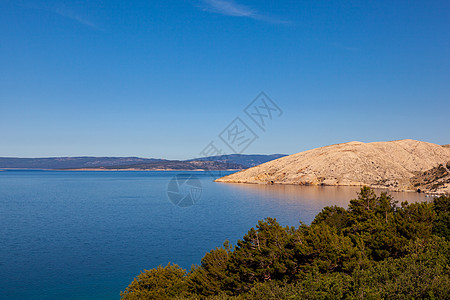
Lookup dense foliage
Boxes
[121,187,450,299]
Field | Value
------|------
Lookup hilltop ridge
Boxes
[0,154,285,170]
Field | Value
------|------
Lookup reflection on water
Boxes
[219,183,430,212]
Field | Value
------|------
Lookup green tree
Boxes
[311,205,348,233]
[433,195,450,240]
[352,237,450,299]
[227,218,294,293]
[395,201,435,246]
[188,241,232,296]
[121,263,188,300]
[292,223,360,275]
[344,187,401,260]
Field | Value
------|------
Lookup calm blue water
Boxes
[0,170,429,299]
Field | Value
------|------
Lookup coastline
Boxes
[214,180,447,196]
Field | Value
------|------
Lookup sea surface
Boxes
[0,170,430,299]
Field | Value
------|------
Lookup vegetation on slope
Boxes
[411,162,450,194]
[121,187,450,299]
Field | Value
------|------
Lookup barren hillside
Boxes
[215,139,450,194]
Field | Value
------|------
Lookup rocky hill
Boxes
[215,139,450,194]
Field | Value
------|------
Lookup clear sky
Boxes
[1,0,449,159]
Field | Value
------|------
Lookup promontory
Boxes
[215,139,450,194]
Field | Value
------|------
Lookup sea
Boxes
[0,170,430,299]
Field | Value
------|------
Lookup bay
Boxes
[0,170,429,299]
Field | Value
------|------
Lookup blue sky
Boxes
[1,0,449,159]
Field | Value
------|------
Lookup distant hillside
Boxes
[0,154,284,170]
[189,154,287,168]
[96,160,245,171]
[0,157,163,169]
[216,139,450,194]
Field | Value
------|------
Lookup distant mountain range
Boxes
[0,154,286,170]
[186,154,286,168]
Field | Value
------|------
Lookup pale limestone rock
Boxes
[215,139,450,194]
